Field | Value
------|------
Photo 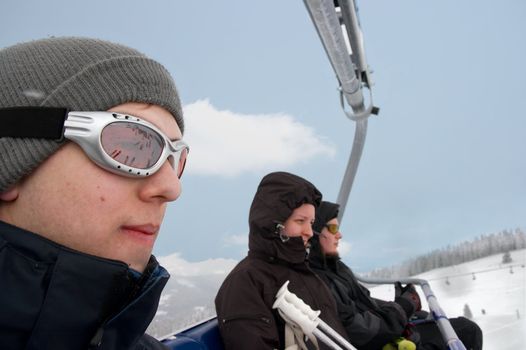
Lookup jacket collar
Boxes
[0,220,168,349]
[248,229,309,265]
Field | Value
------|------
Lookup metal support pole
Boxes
[356,276,467,350]
[303,0,377,220]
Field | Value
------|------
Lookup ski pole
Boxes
[273,281,357,350]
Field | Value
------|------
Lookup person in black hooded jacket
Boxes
[215,172,350,350]
[309,201,483,350]
[0,37,189,350]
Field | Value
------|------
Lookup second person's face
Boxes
[283,203,315,247]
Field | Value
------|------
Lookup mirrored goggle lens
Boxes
[325,224,339,234]
[101,122,164,169]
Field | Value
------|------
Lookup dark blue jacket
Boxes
[0,220,169,350]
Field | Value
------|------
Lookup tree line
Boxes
[366,228,525,278]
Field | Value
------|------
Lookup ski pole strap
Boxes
[284,322,311,350]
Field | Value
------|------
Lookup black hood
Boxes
[248,172,321,264]
[313,201,340,234]
[310,201,340,267]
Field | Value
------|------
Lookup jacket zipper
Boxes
[221,314,272,326]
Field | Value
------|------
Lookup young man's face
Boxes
[319,218,342,256]
[283,203,315,247]
[0,102,182,272]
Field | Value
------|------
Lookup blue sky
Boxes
[2,0,525,272]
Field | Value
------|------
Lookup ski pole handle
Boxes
[274,281,358,350]
[273,281,320,334]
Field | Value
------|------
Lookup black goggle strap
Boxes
[0,107,68,140]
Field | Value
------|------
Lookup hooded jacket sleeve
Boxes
[215,267,280,350]
[316,264,408,350]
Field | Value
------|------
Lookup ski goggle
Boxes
[0,107,189,178]
[324,224,340,235]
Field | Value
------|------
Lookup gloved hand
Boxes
[394,282,421,318]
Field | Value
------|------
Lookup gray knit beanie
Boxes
[0,37,184,192]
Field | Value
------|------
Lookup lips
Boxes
[120,224,159,245]
[121,224,158,235]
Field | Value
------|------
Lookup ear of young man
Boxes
[0,186,18,202]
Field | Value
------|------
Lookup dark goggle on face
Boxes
[324,223,339,235]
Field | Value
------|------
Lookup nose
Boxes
[139,161,181,203]
[303,225,314,241]
[336,230,343,239]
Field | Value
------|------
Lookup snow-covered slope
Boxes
[147,253,237,338]
[367,249,526,350]
[148,250,525,349]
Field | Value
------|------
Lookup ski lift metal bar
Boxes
[303,0,377,222]
[338,0,369,84]
[303,0,364,112]
[356,276,467,350]
[336,122,367,222]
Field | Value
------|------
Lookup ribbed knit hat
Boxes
[0,37,184,192]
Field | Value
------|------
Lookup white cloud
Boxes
[223,233,248,247]
[183,99,336,176]
[176,278,196,288]
[338,240,352,257]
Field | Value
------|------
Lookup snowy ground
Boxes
[367,249,526,350]
[151,250,525,348]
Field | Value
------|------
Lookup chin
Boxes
[128,261,148,273]
[122,253,151,273]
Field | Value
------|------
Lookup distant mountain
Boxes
[367,249,525,350]
[147,253,237,338]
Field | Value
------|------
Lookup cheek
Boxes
[57,183,110,226]
[68,180,128,214]
[320,235,333,249]
[14,144,136,251]
[284,225,300,237]
[50,169,129,227]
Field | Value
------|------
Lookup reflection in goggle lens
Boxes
[101,122,164,169]
[101,122,187,178]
